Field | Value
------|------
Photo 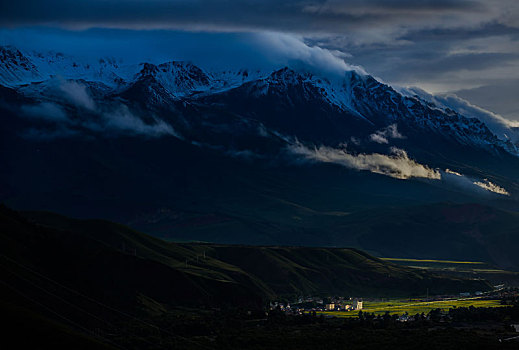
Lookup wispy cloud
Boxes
[21,81,179,139]
[369,124,405,144]
[288,142,510,196]
[103,105,180,138]
[58,80,96,111]
[254,32,366,76]
[289,143,441,180]
[473,179,510,196]
[443,169,510,196]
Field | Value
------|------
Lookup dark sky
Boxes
[1,0,518,121]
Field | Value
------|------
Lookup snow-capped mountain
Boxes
[343,73,519,154]
[1,45,518,161]
[0,46,265,95]
[0,46,126,88]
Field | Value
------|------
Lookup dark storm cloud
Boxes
[399,22,519,41]
[0,0,485,32]
[373,52,519,80]
[0,1,514,49]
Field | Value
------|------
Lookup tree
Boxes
[358,310,364,321]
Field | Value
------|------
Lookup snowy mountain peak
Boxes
[0,46,40,86]
[0,46,517,156]
[0,46,35,71]
[137,62,160,76]
[268,67,306,80]
[132,61,214,98]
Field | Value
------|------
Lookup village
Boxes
[270,287,519,321]
[270,296,363,315]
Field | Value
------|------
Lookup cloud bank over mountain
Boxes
[0,29,364,78]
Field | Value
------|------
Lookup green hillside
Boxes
[3,206,489,301]
[1,206,268,311]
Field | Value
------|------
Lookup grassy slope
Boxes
[0,206,268,310]
[15,207,491,299]
[190,245,492,297]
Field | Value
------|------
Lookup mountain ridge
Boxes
[1,45,518,263]
[2,45,517,158]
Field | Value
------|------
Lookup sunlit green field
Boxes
[380,258,485,265]
[380,257,519,287]
[317,299,506,318]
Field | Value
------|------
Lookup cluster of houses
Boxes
[271,297,363,314]
[324,300,363,311]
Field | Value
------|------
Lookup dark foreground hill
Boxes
[0,205,502,349]
[1,205,490,308]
